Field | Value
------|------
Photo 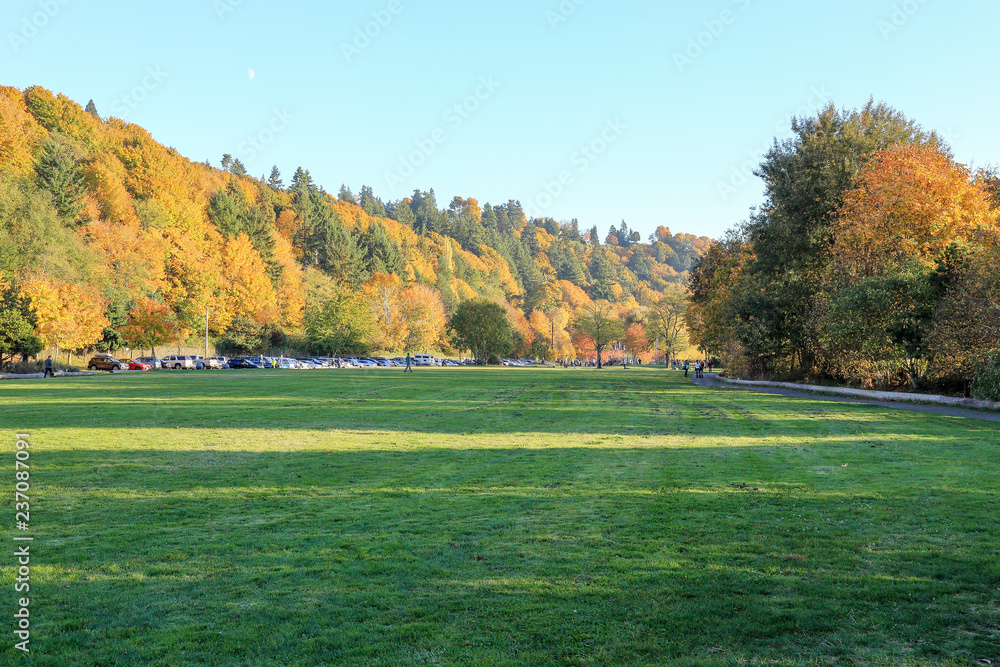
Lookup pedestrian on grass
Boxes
[683,361,689,377]
[44,355,54,378]
[404,353,413,372]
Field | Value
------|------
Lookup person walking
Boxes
[43,355,54,378]
[404,352,413,372]
[683,360,689,377]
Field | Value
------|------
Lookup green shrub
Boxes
[971,350,1000,401]
[1,360,79,374]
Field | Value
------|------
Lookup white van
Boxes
[413,354,435,366]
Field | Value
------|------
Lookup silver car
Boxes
[162,355,196,370]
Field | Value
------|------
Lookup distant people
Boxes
[683,361,689,377]
[43,355,54,378]
[707,360,713,374]
[404,353,413,372]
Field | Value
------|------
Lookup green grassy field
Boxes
[1,367,998,666]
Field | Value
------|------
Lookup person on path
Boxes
[404,353,413,372]
[707,360,713,374]
[44,355,54,378]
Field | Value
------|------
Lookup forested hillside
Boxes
[0,85,708,362]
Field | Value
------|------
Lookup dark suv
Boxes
[87,354,124,371]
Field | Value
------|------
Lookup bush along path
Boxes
[692,373,1000,423]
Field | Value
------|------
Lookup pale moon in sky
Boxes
[248,69,255,80]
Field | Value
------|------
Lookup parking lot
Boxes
[82,353,543,372]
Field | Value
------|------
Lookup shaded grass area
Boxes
[1,368,999,665]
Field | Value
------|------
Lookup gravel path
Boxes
[691,373,1000,423]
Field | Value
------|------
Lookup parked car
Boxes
[87,354,124,371]
[135,356,165,369]
[206,356,228,369]
[227,357,263,369]
[126,359,152,371]
[162,355,196,370]
[189,355,220,370]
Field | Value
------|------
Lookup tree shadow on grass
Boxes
[25,444,1000,665]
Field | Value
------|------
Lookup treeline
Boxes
[0,84,708,365]
[686,100,1000,399]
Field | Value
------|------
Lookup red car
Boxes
[126,360,152,371]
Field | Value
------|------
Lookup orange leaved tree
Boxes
[118,296,179,357]
[22,277,108,359]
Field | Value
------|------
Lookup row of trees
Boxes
[686,100,1000,398]
[445,288,690,368]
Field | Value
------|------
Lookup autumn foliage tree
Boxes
[572,300,624,369]
[829,144,995,281]
[819,144,998,388]
[363,272,406,351]
[649,286,688,364]
[22,277,108,356]
[118,296,179,356]
[400,284,446,352]
[691,101,1000,391]
[623,322,648,363]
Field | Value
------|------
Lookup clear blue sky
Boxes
[4,0,998,240]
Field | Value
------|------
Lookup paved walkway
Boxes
[691,373,1000,423]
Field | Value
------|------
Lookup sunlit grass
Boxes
[1,367,998,665]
